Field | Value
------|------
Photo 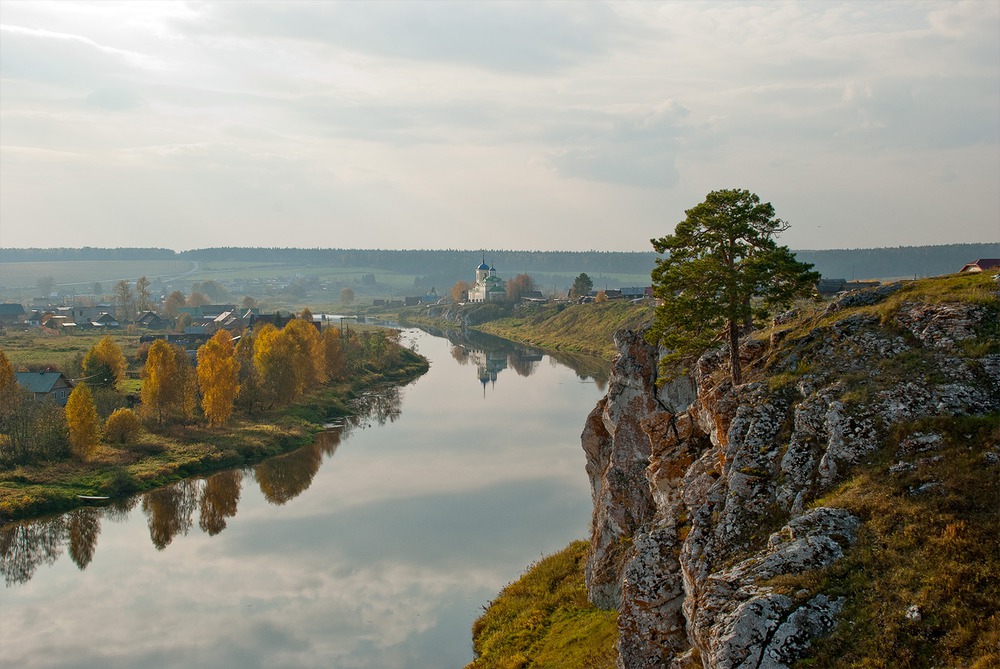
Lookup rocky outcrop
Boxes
[583,287,999,668]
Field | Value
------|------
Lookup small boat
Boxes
[77,495,111,501]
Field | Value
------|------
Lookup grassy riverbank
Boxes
[0,354,428,523]
[401,301,653,361]
[467,540,618,669]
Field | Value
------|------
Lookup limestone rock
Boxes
[582,293,997,668]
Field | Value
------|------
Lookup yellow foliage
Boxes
[104,407,142,444]
[197,330,240,427]
[81,336,127,386]
[141,340,196,425]
[65,384,100,459]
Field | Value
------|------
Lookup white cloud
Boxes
[0,0,997,251]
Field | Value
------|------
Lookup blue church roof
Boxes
[478,262,490,270]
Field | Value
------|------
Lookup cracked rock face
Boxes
[582,296,999,669]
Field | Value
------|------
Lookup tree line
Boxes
[0,316,411,467]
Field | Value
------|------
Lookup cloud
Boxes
[546,101,688,188]
[183,1,625,74]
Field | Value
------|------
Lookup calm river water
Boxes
[0,329,608,669]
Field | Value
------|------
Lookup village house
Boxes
[959,258,1000,273]
[15,371,76,406]
[0,303,26,325]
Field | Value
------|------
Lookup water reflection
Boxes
[0,329,608,669]
[0,385,403,582]
[428,326,609,394]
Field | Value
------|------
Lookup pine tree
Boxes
[649,189,819,384]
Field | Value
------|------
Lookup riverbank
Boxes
[402,301,654,361]
[0,353,428,523]
[467,540,618,669]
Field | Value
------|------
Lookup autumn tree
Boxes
[234,332,262,415]
[103,407,142,444]
[595,290,608,303]
[197,330,240,427]
[187,291,209,308]
[322,328,345,381]
[649,188,819,385]
[340,287,355,306]
[192,280,229,303]
[0,350,17,416]
[299,307,314,323]
[283,318,325,392]
[163,290,186,319]
[242,296,257,309]
[253,323,297,407]
[571,273,593,299]
[81,336,127,388]
[66,385,101,459]
[506,273,537,302]
[141,340,196,425]
[92,282,103,297]
[451,280,470,303]
[113,280,135,322]
[135,276,152,312]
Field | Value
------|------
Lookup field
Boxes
[0,260,196,295]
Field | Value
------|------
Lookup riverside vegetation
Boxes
[0,320,427,521]
[467,270,999,669]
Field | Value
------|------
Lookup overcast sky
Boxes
[0,1,997,252]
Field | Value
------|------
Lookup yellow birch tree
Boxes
[81,336,127,387]
[66,384,100,459]
[142,340,196,425]
[197,330,240,427]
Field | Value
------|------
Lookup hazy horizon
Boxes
[1,1,998,252]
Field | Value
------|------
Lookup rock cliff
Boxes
[582,275,1000,668]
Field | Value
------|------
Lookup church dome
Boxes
[478,261,490,271]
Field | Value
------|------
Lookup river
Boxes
[0,329,608,669]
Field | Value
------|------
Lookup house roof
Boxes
[0,303,25,316]
[959,258,1000,273]
[15,371,71,394]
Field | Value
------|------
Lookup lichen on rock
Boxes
[582,279,1000,668]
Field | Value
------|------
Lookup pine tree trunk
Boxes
[728,318,742,385]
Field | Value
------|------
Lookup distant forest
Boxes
[1,243,996,283]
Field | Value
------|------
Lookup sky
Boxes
[0,1,997,253]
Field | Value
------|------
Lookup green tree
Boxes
[649,188,819,385]
[571,273,593,299]
[66,384,101,459]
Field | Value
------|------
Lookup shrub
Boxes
[104,407,142,445]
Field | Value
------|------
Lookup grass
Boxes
[475,301,654,361]
[743,272,1000,668]
[468,541,618,669]
[771,415,1000,669]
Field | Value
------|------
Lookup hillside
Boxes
[471,271,999,668]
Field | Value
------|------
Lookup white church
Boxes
[467,258,507,303]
